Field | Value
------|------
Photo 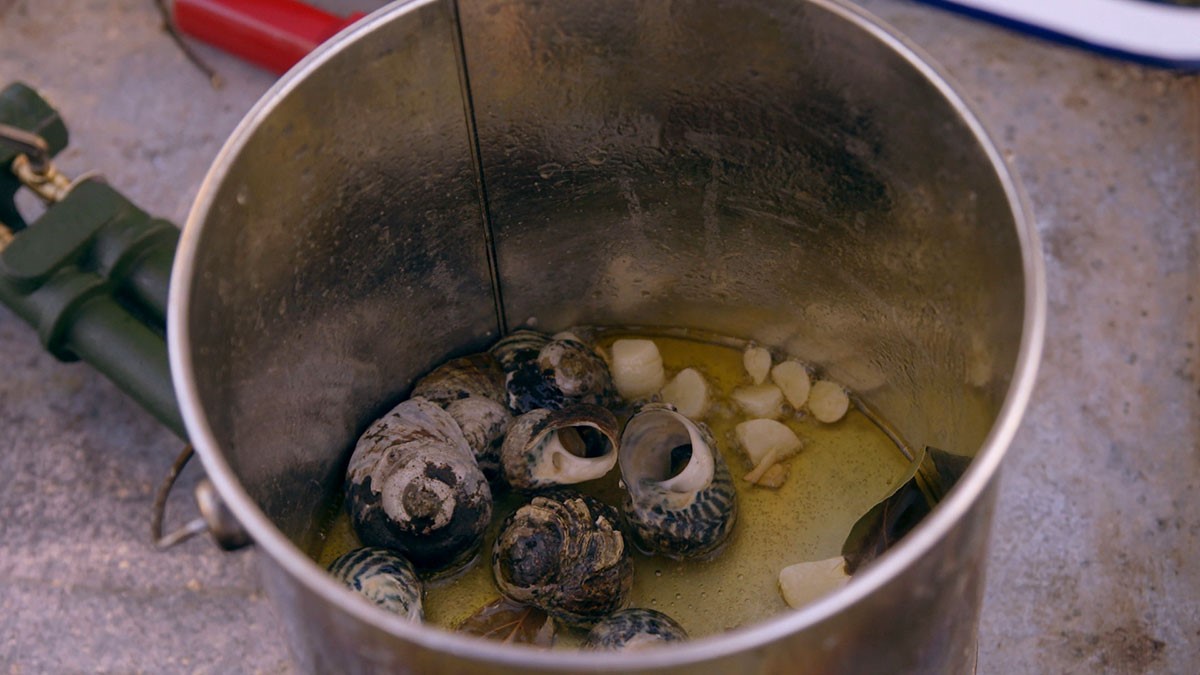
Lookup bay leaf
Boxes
[841,447,971,574]
[457,597,557,647]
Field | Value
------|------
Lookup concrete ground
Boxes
[1,0,1197,672]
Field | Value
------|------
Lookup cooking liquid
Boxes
[311,329,912,645]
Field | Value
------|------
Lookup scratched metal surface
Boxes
[0,0,1196,672]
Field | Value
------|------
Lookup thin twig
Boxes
[850,393,940,507]
[850,393,915,462]
[152,0,224,90]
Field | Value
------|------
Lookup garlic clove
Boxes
[659,367,710,419]
[611,339,665,400]
[743,346,772,385]
[734,418,802,466]
[808,380,850,423]
[754,462,789,489]
[771,360,811,409]
[778,557,850,609]
[731,383,785,419]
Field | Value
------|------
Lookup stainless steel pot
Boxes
[169,0,1045,672]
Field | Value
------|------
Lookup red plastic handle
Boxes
[174,0,365,74]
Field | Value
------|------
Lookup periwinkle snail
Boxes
[331,327,913,649]
[492,490,633,626]
[343,397,492,571]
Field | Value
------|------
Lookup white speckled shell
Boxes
[344,397,492,570]
[410,353,512,479]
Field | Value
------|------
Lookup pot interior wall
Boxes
[184,0,1024,554]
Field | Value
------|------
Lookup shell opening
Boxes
[537,424,618,482]
[621,410,715,495]
[556,427,611,459]
[664,444,693,479]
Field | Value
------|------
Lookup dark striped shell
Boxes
[490,330,550,372]
[618,404,738,560]
[344,397,492,571]
[585,608,689,650]
[492,490,633,627]
[492,330,616,414]
[499,403,620,490]
[328,547,424,621]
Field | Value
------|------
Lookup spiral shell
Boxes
[345,397,492,570]
[618,403,738,559]
[411,353,511,482]
[490,329,550,372]
[328,547,424,621]
[443,396,510,483]
[492,490,633,626]
[585,608,688,650]
[499,403,620,490]
[492,330,616,414]
[411,352,507,404]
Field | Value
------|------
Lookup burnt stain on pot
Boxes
[345,397,492,571]
[656,92,891,229]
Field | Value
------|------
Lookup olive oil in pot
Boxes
[311,330,912,644]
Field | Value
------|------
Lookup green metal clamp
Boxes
[0,83,68,233]
[0,82,185,439]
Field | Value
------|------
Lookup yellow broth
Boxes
[311,330,912,644]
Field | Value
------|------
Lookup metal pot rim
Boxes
[168,0,1046,668]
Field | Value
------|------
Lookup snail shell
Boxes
[492,490,633,627]
[585,608,689,650]
[411,353,511,482]
[618,403,738,560]
[443,397,510,483]
[411,352,507,404]
[490,329,550,372]
[328,546,424,621]
[534,337,616,406]
[499,403,620,490]
[492,330,616,414]
[345,397,492,570]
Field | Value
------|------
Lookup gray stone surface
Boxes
[856,5,1200,673]
[0,0,1197,672]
